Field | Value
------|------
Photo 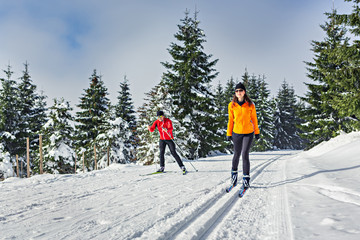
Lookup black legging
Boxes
[231,132,254,175]
[159,140,184,168]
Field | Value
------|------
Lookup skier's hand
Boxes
[162,127,168,132]
[226,136,232,141]
[255,134,260,140]
[147,126,151,131]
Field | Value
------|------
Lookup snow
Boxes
[1,132,360,239]
[0,144,14,179]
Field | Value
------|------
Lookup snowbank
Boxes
[304,131,360,157]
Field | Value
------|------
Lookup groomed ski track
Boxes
[136,151,297,240]
[1,151,298,240]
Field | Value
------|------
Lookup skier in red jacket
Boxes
[148,110,187,174]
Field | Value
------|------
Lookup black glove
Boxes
[255,134,260,140]
[226,136,232,141]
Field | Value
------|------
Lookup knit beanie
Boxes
[156,110,164,116]
[235,82,246,92]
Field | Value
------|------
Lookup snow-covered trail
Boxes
[2,132,360,240]
[0,150,298,240]
[202,153,295,240]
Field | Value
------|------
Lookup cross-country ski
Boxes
[238,186,248,198]
[139,170,176,176]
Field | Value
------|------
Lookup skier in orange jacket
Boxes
[227,82,260,189]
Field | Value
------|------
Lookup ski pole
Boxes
[163,130,198,172]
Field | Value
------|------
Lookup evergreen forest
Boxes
[1,3,359,176]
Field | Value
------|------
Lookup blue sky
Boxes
[0,0,354,110]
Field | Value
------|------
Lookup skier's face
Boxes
[158,115,164,121]
[235,88,245,98]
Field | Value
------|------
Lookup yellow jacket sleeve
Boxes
[251,104,260,135]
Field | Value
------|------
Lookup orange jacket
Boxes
[149,118,174,140]
[227,101,260,136]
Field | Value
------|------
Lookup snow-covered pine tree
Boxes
[95,106,132,167]
[0,64,21,158]
[252,75,274,151]
[243,73,259,103]
[17,62,47,171]
[114,76,137,162]
[0,142,13,179]
[223,77,237,152]
[241,68,250,87]
[40,98,76,174]
[75,69,110,170]
[161,10,219,159]
[224,76,236,102]
[273,80,303,149]
[331,3,360,126]
[213,82,228,154]
[136,84,164,165]
[300,9,356,148]
[242,73,274,151]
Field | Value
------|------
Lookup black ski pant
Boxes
[231,132,254,176]
[159,140,184,168]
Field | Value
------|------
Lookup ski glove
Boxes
[255,134,260,140]
[226,136,232,141]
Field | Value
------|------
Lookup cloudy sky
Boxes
[0,0,353,110]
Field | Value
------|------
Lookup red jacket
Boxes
[149,118,174,140]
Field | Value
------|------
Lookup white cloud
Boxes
[0,0,355,110]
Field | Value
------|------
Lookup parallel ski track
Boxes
[135,153,289,240]
[203,154,295,240]
[171,154,286,240]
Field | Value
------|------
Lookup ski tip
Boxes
[238,188,248,198]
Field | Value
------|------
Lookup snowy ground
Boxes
[1,132,360,240]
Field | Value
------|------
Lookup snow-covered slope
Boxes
[286,131,360,240]
[1,132,360,240]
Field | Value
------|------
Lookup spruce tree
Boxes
[252,75,274,151]
[0,64,21,158]
[242,73,274,151]
[161,10,219,158]
[114,75,137,162]
[75,69,110,170]
[40,98,76,174]
[136,84,165,165]
[300,9,356,147]
[95,106,132,166]
[0,143,13,179]
[332,2,360,123]
[273,81,303,149]
[243,73,259,104]
[224,76,236,102]
[241,68,250,87]
[213,82,228,153]
[17,62,47,166]
[223,77,237,152]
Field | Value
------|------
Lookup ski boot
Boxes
[226,170,238,192]
[156,166,165,173]
[231,170,238,187]
[242,175,250,189]
[181,166,187,175]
